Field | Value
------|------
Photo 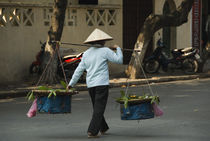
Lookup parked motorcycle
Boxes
[143,36,201,74]
[29,42,86,82]
[29,42,46,74]
[57,52,86,82]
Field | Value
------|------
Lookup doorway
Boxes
[123,0,153,64]
[201,0,210,50]
[163,1,171,56]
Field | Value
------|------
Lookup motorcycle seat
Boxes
[173,49,179,52]
[181,47,193,52]
[182,51,193,57]
[63,54,77,59]
[171,49,180,53]
[171,49,182,56]
[76,52,83,58]
[63,52,83,60]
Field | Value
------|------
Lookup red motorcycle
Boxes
[29,42,86,82]
[57,52,85,82]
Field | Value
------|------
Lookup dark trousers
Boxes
[88,85,109,135]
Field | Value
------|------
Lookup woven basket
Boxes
[116,98,153,105]
[32,90,78,96]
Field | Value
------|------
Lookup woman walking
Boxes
[67,28,123,138]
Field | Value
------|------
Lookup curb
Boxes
[0,90,30,99]
[109,73,210,87]
[1,73,210,99]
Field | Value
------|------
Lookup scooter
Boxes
[143,36,200,74]
[57,52,86,82]
[29,42,46,74]
[29,42,86,82]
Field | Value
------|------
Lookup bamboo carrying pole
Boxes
[57,42,141,52]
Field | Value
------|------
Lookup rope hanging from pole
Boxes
[35,44,58,86]
[35,41,68,86]
[124,51,156,97]
[56,42,68,84]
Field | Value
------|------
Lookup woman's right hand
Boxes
[66,85,72,91]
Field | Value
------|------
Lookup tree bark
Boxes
[126,0,195,79]
[40,0,67,84]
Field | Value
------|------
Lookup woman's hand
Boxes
[66,85,72,91]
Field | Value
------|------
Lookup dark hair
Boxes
[90,40,106,46]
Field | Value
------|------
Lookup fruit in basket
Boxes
[129,95,138,99]
[116,91,160,108]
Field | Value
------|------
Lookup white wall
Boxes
[154,0,192,49]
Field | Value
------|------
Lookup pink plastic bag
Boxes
[27,98,37,118]
[152,103,164,117]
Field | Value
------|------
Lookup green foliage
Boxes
[38,86,51,90]
[60,81,67,89]
[116,90,160,109]
[26,91,35,101]
[48,90,57,98]
[120,90,129,109]
[26,81,74,101]
[151,95,159,104]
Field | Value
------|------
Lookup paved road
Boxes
[0,78,210,141]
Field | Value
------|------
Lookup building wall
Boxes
[0,0,123,84]
[154,0,192,50]
[0,0,122,5]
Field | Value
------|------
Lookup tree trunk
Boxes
[126,0,195,79]
[40,0,68,84]
[198,43,210,72]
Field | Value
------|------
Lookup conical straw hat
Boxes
[84,28,113,44]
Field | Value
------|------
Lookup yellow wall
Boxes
[0,0,123,84]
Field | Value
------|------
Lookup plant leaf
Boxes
[55,89,63,92]
[48,91,53,98]
[60,81,67,89]
[151,96,156,104]
[28,91,34,101]
[26,91,32,99]
[155,96,160,104]
[120,90,125,97]
[52,91,57,97]
[124,98,128,109]
[38,86,51,90]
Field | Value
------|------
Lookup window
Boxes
[79,0,98,5]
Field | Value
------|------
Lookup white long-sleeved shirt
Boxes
[68,47,123,88]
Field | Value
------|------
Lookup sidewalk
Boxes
[1,72,210,99]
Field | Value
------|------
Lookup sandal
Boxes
[100,129,109,135]
[87,132,99,138]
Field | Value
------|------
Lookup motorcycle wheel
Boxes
[29,63,40,74]
[144,59,160,74]
[182,58,198,74]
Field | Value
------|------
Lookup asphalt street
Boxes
[0,78,210,141]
